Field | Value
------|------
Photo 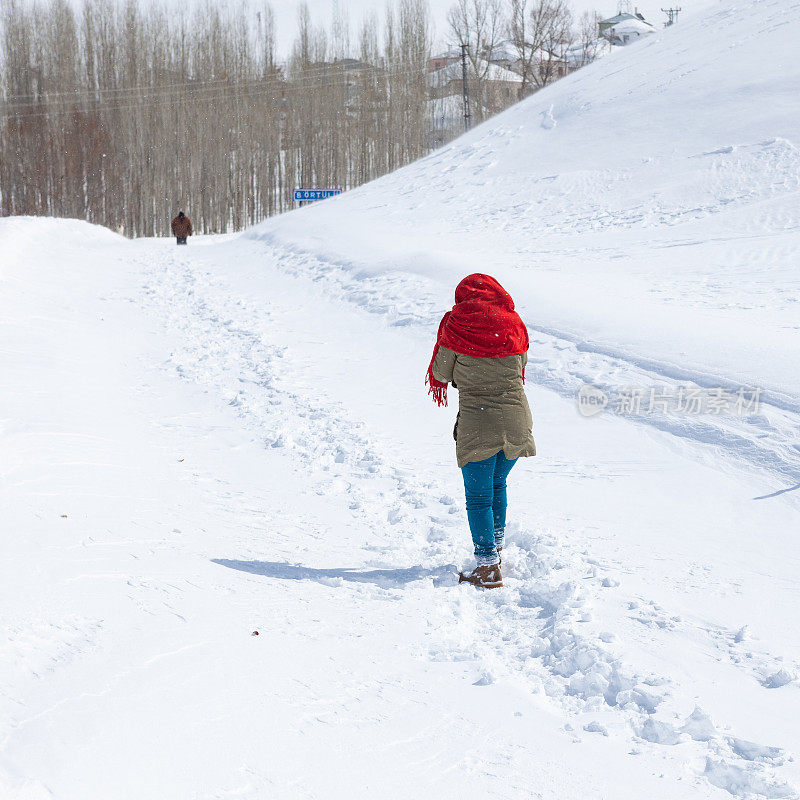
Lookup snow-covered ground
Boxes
[2,0,800,797]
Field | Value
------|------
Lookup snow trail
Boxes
[127,233,800,799]
[242,234,800,489]
[2,217,799,799]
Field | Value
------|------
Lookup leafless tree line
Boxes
[450,0,601,112]
[0,0,601,236]
[0,0,433,234]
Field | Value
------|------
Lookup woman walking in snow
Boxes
[427,274,535,589]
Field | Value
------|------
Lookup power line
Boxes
[0,72,430,121]
[0,47,435,106]
[0,64,435,116]
[0,84,345,121]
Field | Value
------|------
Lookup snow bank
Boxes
[0,216,123,262]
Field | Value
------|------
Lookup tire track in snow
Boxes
[136,244,797,800]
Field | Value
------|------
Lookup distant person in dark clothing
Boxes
[171,211,193,244]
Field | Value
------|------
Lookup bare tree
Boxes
[507,0,572,94]
[574,9,603,67]
[0,0,497,236]
[447,0,503,121]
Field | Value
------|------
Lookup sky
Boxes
[47,0,690,58]
[218,0,681,57]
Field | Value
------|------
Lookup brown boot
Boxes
[458,563,503,589]
[497,546,503,565]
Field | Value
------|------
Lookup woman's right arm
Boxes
[431,346,456,384]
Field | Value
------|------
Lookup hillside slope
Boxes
[252,0,800,400]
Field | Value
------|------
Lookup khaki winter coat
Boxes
[432,346,536,468]
[171,215,193,238]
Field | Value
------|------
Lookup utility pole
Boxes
[460,43,471,132]
[661,7,681,25]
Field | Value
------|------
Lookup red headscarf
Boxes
[426,273,529,406]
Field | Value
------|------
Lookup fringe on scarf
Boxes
[426,345,449,407]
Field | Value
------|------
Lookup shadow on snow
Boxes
[753,482,800,500]
[212,559,458,588]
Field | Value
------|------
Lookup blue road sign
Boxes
[293,188,343,202]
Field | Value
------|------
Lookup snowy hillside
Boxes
[2,0,800,798]
[256,0,800,397]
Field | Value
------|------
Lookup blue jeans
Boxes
[461,450,517,566]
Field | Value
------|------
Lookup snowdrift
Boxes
[0,216,123,268]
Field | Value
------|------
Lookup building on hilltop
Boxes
[564,37,615,69]
[481,41,520,72]
[599,10,656,45]
[427,57,524,111]
[428,50,462,73]
[482,40,571,85]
